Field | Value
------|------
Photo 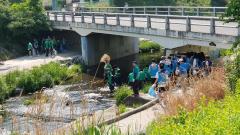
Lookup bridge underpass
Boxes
[47,9,239,66]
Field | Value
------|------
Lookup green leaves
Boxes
[223,0,240,25]
[0,0,50,41]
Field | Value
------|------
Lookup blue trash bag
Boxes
[148,86,157,97]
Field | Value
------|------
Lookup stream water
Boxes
[0,52,162,135]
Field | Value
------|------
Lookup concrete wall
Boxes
[81,33,139,66]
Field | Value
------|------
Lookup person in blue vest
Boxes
[202,55,212,76]
[154,63,168,93]
[171,56,178,75]
[132,61,140,96]
[149,59,159,84]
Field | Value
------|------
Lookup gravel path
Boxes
[0,52,80,74]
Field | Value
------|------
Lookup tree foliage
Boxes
[0,0,11,39]
[223,0,240,24]
[113,0,176,7]
[176,0,211,7]
[8,0,50,40]
[0,0,50,42]
[112,0,221,7]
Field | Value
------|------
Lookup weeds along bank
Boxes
[146,42,240,134]
[0,62,82,102]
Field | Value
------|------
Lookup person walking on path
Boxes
[27,42,33,56]
[49,38,55,57]
[33,39,39,56]
[44,37,50,57]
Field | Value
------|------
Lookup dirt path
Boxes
[0,52,80,74]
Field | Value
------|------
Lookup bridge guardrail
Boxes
[72,6,227,17]
[47,11,239,36]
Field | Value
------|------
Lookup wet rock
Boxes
[83,93,102,100]
[99,87,110,94]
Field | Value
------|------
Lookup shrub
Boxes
[139,40,162,53]
[40,62,68,84]
[67,64,82,77]
[17,72,37,93]
[114,86,133,105]
[118,104,127,114]
[4,70,21,95]
[38,73,54,89]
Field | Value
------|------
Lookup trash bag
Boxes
[148,85,157,97]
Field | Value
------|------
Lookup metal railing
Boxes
[47,11,239,36]
[72,6,227,17]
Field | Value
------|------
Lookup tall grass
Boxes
[146,69,236,134]
[161,68,226,115]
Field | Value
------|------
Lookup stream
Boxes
[0,52,162,135]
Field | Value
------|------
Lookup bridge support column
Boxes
[80,34,139,66]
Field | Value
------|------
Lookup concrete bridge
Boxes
[47,7,239,66]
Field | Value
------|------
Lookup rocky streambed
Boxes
[0,81,116,135]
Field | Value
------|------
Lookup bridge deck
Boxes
[48,12,239,36]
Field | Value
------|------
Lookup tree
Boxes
[223,0,240,24]
[0,0,10,39]
[223,0,240,92]
[7,0,50,41]
[113,0,176,7]
[176,0,211,6]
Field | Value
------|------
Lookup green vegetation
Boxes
[0,0,50,60]
[0,62,82,103]
[114,85,133,106]
[147,94,240,135]
[118,104,127,114]
[23,98,34,106]
[113,0,227,6]
[147,1,240,133]
[141,83,152,94]
[73,122,122,135]
[139,40,162,53]
[223,0,240,24]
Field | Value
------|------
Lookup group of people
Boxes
[103,52,213,96]
[103,58,122,93]
[27,37,66,57]
[128,52,213,96]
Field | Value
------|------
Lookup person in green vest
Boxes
[27,42,33,56]
[132,61,140,96]
[44,37,50,57]
[113,66,121,86]
[128,72,135,90]
[103,58,114,93]
[143,67,151,82]
[49,38,54,57]
[136,70,146,90]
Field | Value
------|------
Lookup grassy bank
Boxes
[147,93,240,134]
[0,62,82,102]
